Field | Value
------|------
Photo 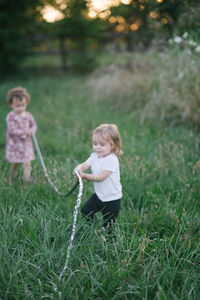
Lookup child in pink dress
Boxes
[6,87,37,182]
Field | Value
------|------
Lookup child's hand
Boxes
[73,168,84,179]
[73,169,78,178]
[74,168,85,179]
[78,170,85,179]
[73,162,89,179]
[28,129,34,136]
[73,168,80,178]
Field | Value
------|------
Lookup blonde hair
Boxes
[7,86,30,105]
[92,124,123,157]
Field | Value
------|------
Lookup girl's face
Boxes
[92,134,112,158]
[11,97,27,115]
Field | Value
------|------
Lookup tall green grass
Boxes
[0,49,200,299]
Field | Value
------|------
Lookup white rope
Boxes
[32,134,83,289]
[59,168,83,280]
[53,169,83,292]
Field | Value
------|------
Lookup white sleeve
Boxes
[85,153,94,167]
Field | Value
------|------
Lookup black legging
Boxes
[81,193,121,229]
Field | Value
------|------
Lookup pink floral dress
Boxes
[6,111,37,163]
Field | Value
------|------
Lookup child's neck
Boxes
[98,152,112,158]
[14,111,26,117]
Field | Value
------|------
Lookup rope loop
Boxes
[32,134,79,197]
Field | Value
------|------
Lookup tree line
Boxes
[0,0,199,76]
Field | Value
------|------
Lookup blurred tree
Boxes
[149,0,184,35]
[49,0,107,71]
[109,1,152,51]
[1,0,198,76]
[175,0,200,38]
[0,0,107,75]
[108,0,200,50]
[0,0,43,77]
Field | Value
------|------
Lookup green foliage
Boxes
[175,0,200,38]
[150,0,200,38]
[1,0,200,76]
[0,49,200,299]
[0,0,43,77]
[109,0,200,49]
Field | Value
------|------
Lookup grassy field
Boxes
[0,49,200,299]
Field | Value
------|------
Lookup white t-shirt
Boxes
[86,152,122,202]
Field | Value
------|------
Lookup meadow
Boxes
[0,48,200,299]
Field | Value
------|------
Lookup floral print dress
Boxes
[6,111,37,163]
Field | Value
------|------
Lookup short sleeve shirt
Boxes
[86,152,122,202]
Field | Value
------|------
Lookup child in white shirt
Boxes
[75,123,123,232]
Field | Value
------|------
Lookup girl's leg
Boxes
[101,199,121,232]
[9,163,19,178]
[23,161,32,182]
[81,193,103,221]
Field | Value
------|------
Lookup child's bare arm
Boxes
[74,162,90,177]
[76,162,90,172]
[79,169,111,182]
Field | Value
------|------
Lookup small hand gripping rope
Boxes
[32,134,79,197]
